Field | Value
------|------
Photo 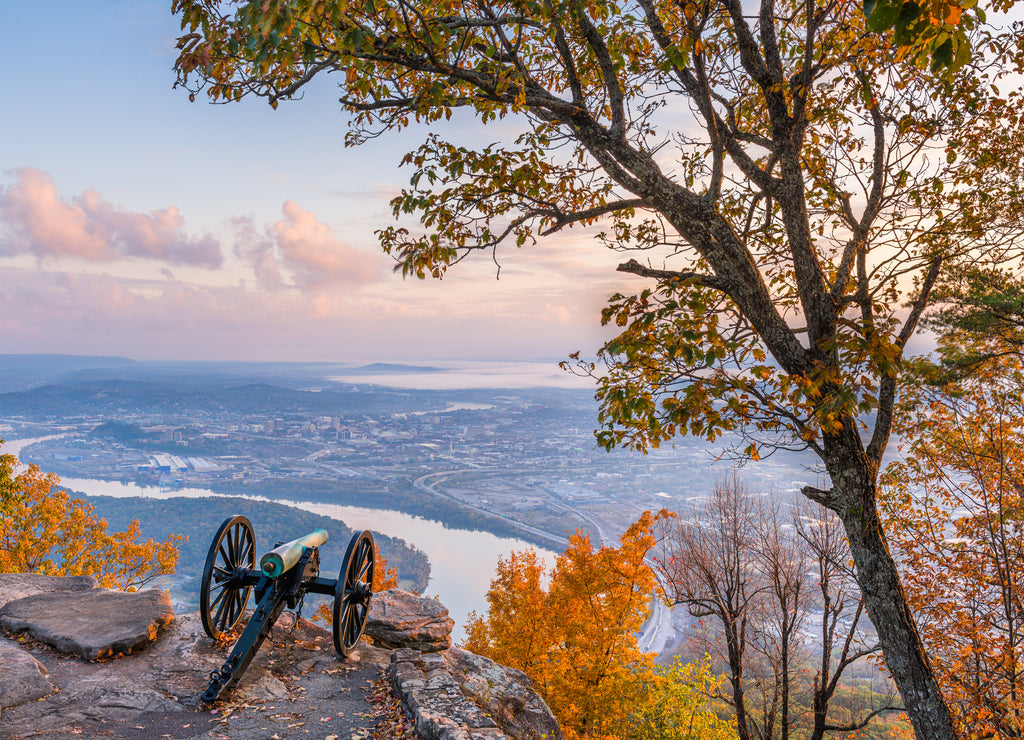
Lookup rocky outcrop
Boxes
[390,648,507,739]
[365,589,455,652]
[0,574,97,611]
[0,638,54,709]
[0,577,562,740]
[0,607,393,739]
[371,593,562,739]
[388,647,563,740]
[444,648,563,740]
[0,588,174,660]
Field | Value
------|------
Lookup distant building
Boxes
[187,457,223,473]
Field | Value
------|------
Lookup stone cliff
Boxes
[0,575,561,740]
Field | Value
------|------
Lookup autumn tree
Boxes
[0,448,183,590]
[619,656,735,740]
[881,345,1024,737]
[463,512,663,739]
[657,475,898,739]
[860,0,993,73]
[171,0,1024,735]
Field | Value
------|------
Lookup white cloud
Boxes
[0,168,222,267]
[234,200,385,291]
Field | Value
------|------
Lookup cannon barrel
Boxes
[259,528,328,578]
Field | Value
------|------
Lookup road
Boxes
[637,586,674,654]
[415,468,675,655]
[413,470,569,548]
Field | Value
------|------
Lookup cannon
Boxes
[198,515,375,703]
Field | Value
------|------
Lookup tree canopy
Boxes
[862,0,997,73]
[883,356,1024,736]
[921,267,1024,378]
[172,0,1024,736]
[462,512,727,739]
[0,447,183,590]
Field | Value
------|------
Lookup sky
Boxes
[0,2,632,363]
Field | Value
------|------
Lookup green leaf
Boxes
[866,0,900,31]
[931,38,954,72]
[896,0,921,29]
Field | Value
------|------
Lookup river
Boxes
[4,437,556,639]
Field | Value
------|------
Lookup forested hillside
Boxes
[83,495,431,601]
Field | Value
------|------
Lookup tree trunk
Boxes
[830,464,958,740]
[724,614,755,740]
[781,626,790,740]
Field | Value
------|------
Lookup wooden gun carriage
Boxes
[198,515,375,703]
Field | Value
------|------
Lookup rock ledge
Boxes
[389,647,563,740]
[0,588,174,660]
[366,589,455,652]
[0,576,563,740]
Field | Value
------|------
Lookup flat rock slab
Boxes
[365,589,454,652]
[0,574,96,611]
[0,638,54,710]
[0,588,173,660]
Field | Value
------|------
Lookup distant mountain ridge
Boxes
[0,354,136,367]
[0,378,454,417]
[0,356,140,397]
[0,355,138,393]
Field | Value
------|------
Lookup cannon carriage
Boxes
[198,515,375,702]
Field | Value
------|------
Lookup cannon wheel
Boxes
[333,530,375,657]
[201,515,256,639]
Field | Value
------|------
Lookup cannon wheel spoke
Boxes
[201,515,256,640]
[333,530,375,657]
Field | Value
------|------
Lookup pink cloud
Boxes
[0,168,222,267]
[231,215,282,289]
[235,201,383,291]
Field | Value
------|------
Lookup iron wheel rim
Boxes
[200,515,255,640]
[333,530,375,656]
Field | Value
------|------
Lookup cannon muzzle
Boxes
[260,528,328,578]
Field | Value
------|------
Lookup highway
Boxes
[637,584,674,654]
[413,470,568,548]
